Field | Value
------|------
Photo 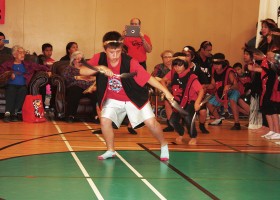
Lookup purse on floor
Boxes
[22,95,46,123]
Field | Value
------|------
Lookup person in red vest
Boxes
[162,52,204,145]
[87,31,173,161]
[207,53,241,130]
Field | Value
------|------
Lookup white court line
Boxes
[52,120,104,200]
[83,122,167,200]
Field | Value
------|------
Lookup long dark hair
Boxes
[65,42,77,56]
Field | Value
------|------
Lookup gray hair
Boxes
[11,45,25,57]
[70,51,84,66]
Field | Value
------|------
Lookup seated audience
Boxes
[233,62,250,116]
[195,41,213,85]
[0,45,51,122]
[0,32,12,55]
[152,50,174,132]
[38,43,55,109]
[60,42,78,61]
[207,53,241,130]
[62,51,98,123]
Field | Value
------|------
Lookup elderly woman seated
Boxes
[0,45,51,122]
[62,51,98,123]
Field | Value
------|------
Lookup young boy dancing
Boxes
[86,31,173,161]
[161,52,204,145]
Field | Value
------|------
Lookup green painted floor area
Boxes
[1,151,280,200]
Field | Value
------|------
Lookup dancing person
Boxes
[161,52,204,145]
[87,31,173,160]
[232,62,250,116]
[250,28,280,139]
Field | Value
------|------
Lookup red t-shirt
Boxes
[124,34,152,62]
[87,53,151,101]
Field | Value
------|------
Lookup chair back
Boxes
[51,60,70,75]
[0,54,13,65]
[24,54,38,63]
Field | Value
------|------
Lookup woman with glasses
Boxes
[151,50,174,132]
[0,45,51,122]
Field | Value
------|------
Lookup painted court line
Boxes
[52,120,104,200]
[84,122,167,200]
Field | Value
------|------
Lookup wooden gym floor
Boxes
[0,116,280,200]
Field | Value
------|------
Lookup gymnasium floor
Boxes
[0,117,280,200]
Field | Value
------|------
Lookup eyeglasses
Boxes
[17,50,26,55]
[162,56,172,59]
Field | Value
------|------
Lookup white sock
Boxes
[98,150,116,160]
[160,144,169,161]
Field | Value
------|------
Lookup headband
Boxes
[103,40,123,46]
[271,31,280,36]
[172,56,187,61]
[212,59,225,63]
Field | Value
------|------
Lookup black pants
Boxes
[169,101,197,138]
[65,85,97,117]
[5,84,28,114]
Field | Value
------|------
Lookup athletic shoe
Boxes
[230,123,241,130]
[261,131,275,138]
[10,115,19,122]
[268,133,280,140]
[199,123,209,134]
[3,112,11,123]
[208,118,223,126]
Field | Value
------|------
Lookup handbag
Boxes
[22,95,46,122]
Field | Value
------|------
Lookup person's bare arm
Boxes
[79,65,114,77]
[140,32,152,53]
[148,76,173,100]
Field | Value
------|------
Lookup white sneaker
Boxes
[209,118,223,126]
[268,133,280,140]
[262,131,275,138]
